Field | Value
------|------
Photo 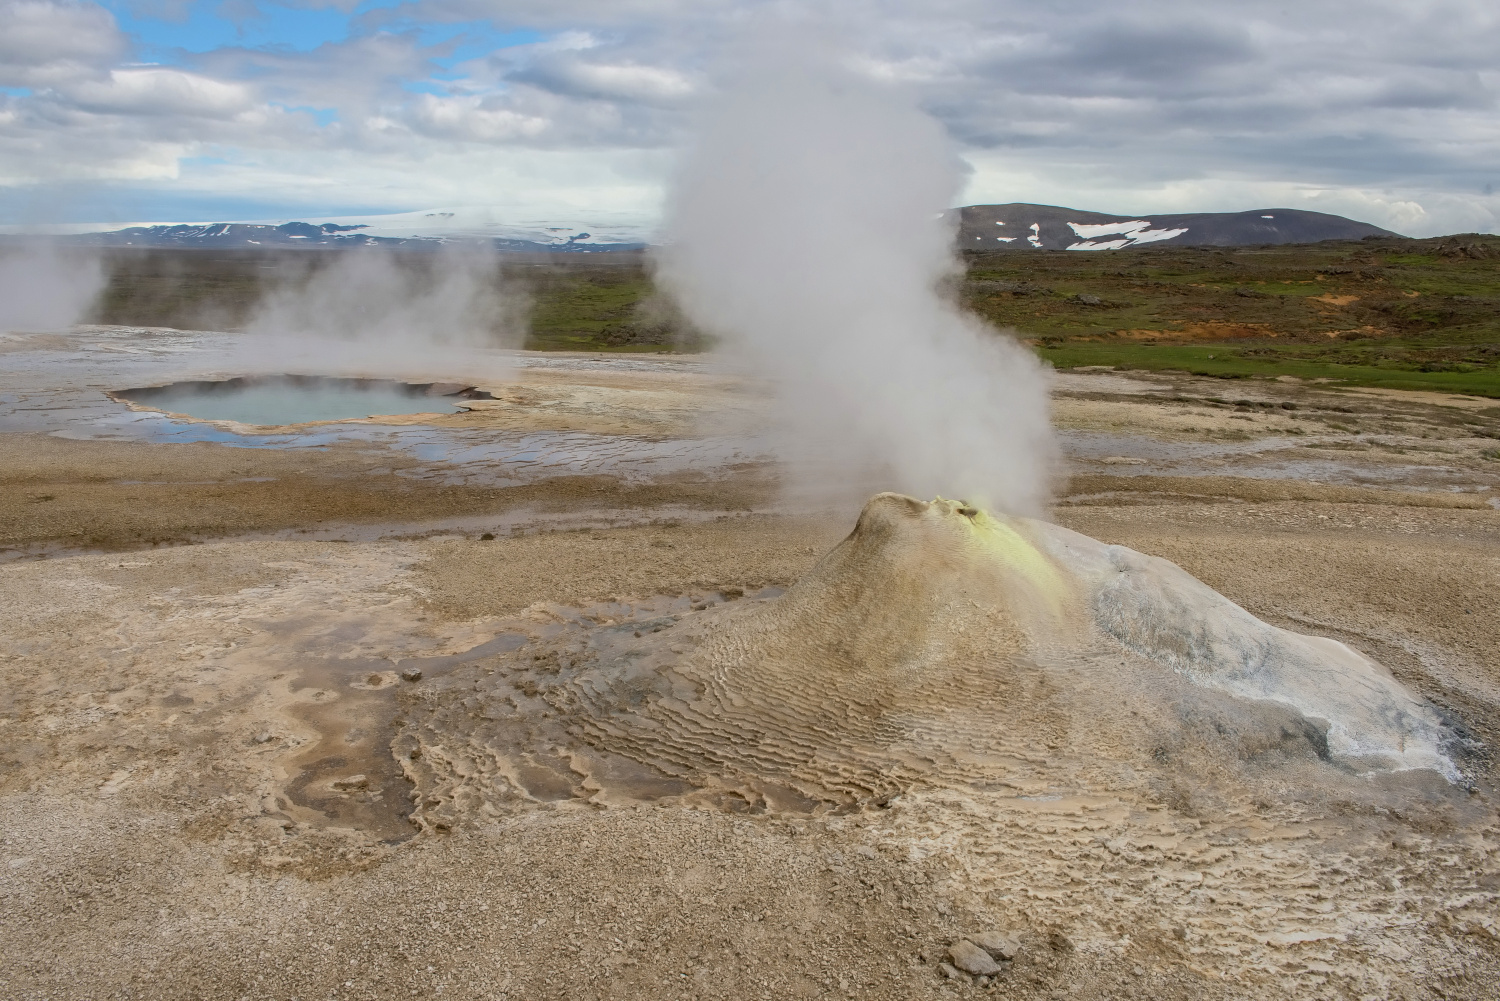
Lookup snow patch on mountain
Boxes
[1066,219,1190,250]
[1068,220,1151,239]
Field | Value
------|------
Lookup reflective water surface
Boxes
[112,375,491,427]
[3,324,1497,499]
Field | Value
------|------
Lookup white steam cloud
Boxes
[0,245,105,333]
[657,40,1056,515]
[230,246,526,382]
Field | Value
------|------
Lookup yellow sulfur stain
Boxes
[939,500,1071,617]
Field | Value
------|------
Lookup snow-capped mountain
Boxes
[37,203,1395,253]
[53,216,646,252]
[956,203,1396,250]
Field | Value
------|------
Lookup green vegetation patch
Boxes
[84,234,1500,392]
[1037,342,1500,397]
[524,258,661,350]
[965,233,1500,397]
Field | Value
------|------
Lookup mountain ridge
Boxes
[19,204,1396,252]
[957,203,1397,251]
[37,220,645,253]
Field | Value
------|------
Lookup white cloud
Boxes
[0,0,124,87]
[409,94,549,141]
[89,143,670,230]
[520,58,695,103]
[67,68,256,118]
[0,0,1496,234]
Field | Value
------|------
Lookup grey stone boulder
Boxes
[947,939,1002,977]
[971,930,1022,961]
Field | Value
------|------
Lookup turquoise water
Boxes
[115,376,479,426]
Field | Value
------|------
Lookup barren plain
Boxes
[2,324,1499,1000]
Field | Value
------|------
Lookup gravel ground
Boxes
[2,351,1497,1000]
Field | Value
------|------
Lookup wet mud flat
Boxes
[277,632,529,841]
[2,330,1500,1000]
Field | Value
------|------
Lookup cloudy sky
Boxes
[1,0,1496,236]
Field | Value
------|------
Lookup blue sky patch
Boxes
[100,2,542,66]
[102,2,361,59]
[271,104,341,126]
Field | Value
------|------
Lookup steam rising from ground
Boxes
[658,42,1056,514]
[0,246,104,333]
[229,246,525,382]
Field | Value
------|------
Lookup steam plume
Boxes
[657,40,1056,514]
[232,245,525,382]
[0,244,104,333]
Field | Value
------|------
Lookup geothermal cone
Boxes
[399,494,1456,826]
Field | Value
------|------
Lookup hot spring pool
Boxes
[111,376,493,427]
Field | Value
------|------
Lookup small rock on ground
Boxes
[948,939,1002,976]
[937,961,965,981]
[971,930,1021,961]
